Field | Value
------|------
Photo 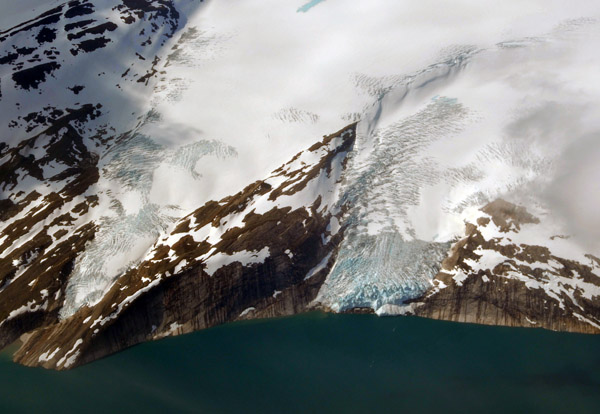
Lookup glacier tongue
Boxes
[318,233,450,312]
[59,119,238,319]
[60,203,177,318]
[316,93,471,311]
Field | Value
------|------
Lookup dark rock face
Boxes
[411,199,600,334]
[10,123,356,370]
[12,62,61,90]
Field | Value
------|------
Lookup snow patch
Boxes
[204,247,270,277]
[239,307,256,317]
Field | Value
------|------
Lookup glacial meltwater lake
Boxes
[1,313,599,413]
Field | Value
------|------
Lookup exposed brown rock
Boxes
[413,199,600,334]
[481,198,540,232]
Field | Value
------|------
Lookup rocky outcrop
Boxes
[411,199,600,334]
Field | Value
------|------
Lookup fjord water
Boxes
[1,314,599,413]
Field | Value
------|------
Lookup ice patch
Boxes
[304,252,332,280]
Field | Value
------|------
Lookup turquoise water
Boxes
[1,313,599,413]
[297,0,326,13]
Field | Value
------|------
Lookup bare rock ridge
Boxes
[410,199,600,333]
[11,123,357,370]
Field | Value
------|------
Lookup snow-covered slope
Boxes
[1,0,600,369]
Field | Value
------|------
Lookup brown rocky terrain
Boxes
[411,199,600,333]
